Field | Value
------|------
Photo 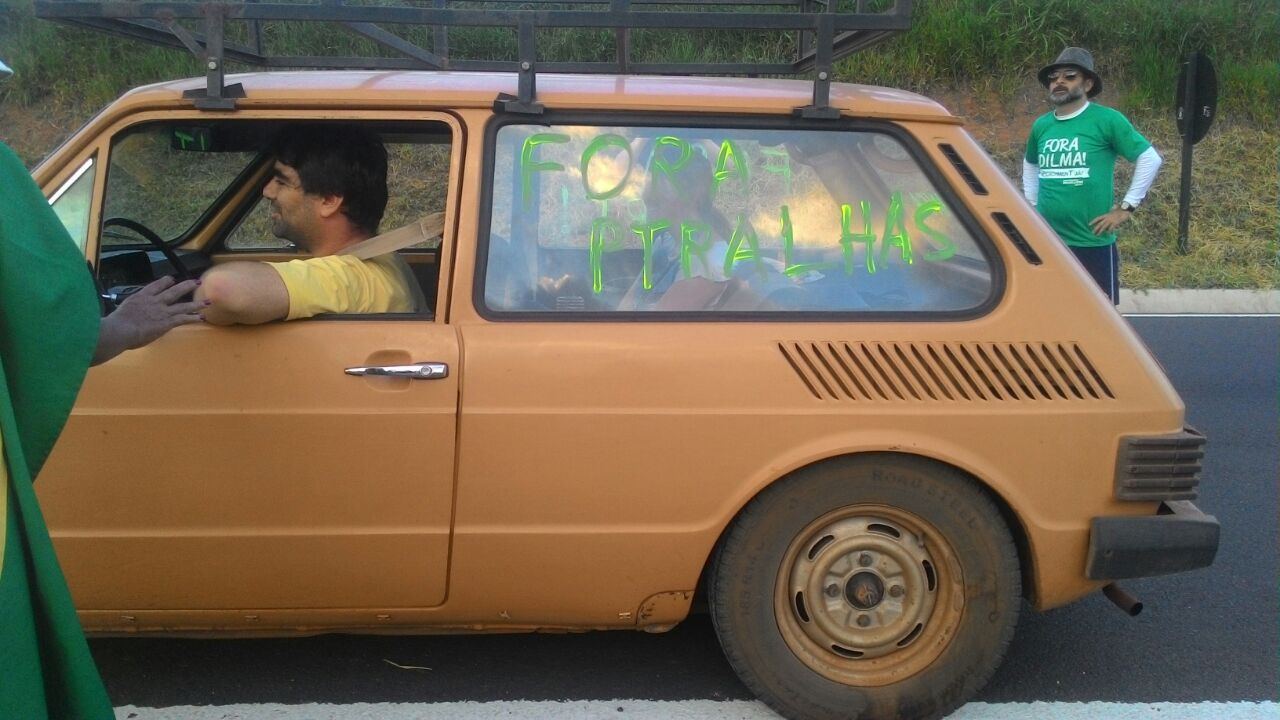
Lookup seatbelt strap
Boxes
[337,211,445,260]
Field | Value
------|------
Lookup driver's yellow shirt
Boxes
[267,254,415,320]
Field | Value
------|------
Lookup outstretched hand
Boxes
[92,276,206,365]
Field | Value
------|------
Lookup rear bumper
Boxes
[1086,500,1219,580]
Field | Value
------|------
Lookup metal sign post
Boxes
[1174,51,1218,255]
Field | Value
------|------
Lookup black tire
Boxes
[709,453,1021,720]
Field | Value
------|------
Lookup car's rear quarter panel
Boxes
[440,108,1186,622]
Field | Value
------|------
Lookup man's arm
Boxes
[195,261,290,325]
[1122,146,1163,208]
[1022,159,1040,205]
[1090,146,1163,235]
[94,276,205,365]
[1023,123,1042,205]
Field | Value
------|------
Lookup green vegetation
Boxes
[841,0,1279,124]
[1,0,1276,288]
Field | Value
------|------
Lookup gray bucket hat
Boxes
[1038,47,1102,98]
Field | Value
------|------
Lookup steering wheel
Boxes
[101,216,192,280]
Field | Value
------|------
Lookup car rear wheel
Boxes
[709,454,1020,720]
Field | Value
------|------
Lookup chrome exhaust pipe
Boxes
[1102,583,1143,616]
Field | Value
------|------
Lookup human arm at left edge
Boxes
[93,276,204,365]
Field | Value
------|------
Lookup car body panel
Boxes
[41,321,462,613]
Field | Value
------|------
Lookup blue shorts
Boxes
[1069,244,1119,305]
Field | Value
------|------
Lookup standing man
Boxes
[196,124,423,323]
[1023,47,1163,304]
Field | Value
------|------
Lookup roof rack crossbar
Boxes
[344,21,448,70]
[40,4,912,32]
[49,16,266,65]
[35,0,913,114]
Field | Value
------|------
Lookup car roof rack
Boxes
[34,0,912,116]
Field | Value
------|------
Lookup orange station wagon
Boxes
[31,2,1219,718]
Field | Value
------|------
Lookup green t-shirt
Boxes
[1025,103,1151,248]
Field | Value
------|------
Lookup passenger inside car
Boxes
[196,124,425,324]
[618,147,792,312]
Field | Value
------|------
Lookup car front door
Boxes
[37,113,462,627]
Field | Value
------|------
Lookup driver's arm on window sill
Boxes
[195,262,290,325]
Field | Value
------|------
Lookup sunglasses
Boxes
[1047,70,1081,83]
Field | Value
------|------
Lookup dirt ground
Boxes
[0,100,87,166]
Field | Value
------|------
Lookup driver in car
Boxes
[196,124,422,324]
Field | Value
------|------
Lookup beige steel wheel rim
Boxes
[773,504,965,687]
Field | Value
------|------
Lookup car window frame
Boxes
[90,113,462,322]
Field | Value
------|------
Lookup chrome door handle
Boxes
[344,363,449,379]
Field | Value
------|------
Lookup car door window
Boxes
[97,120,455,317]
[224,141,452,252]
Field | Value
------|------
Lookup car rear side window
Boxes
[482,122,995,316]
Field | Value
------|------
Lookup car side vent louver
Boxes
[938,144,988,195]
[1115,428,1206,502]
[992,212,1043,265]
[778,341,1114,402]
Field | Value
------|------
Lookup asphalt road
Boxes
[88,316,1279,709]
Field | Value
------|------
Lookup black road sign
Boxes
[1176,52,1218,144]
[1175,52,1217,254]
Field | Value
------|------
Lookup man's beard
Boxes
[269,207,303,246]
[1049,85,1085,106]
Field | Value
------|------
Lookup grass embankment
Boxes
[1,0,1276,288]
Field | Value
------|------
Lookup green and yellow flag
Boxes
[0,141,112,718]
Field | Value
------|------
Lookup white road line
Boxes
[114,700,1280,719]
[1123,313,1280,318]
[952,703,1278,719]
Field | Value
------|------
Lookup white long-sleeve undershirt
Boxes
[1023,146,1162,209]
[1123,146,1163,207]
[1022,159,1040,205]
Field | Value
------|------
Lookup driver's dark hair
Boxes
[269,124,388,236]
